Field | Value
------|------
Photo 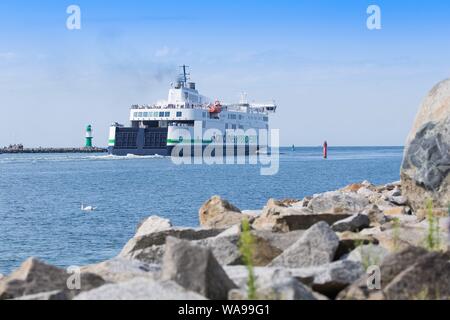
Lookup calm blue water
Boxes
[0,147,403,274]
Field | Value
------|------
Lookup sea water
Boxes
[0,146,403,274]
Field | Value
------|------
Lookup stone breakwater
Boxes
[0,147,107,154]
[0,79,449,300]
[0,180,448,300]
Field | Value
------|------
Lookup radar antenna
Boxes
[178,65,190,87]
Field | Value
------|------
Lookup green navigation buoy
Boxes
[85,125,93,148]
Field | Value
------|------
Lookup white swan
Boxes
[81,203,97,212]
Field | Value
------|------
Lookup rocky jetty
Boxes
[1,177,448,300]
[0,146,107,154]
[0,80,448,300]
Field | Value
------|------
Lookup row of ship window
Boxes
[134,111,183,118]
[134,111,268,123]
[226,114,268,122]
[201,112,267,122]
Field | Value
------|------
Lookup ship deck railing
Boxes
[130,104,270,115]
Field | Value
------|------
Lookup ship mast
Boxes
[179,65,190,87]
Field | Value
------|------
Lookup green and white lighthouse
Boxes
[85,125,93,148]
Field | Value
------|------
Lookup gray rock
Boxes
[340,247,450,300]
[215,225,242,238]
[197,232,283,267]
[337,246,430,300]
[195,236,242,266]
[224,266,282,288]
[161,237,237,300]
[378,246,431,287]
[252,230,304,251]
[228,268,316,300]
[383,251,450,300]
[119,227,223,263]
[122,245,166,264]
[0,258,66,300]
[135,216,172,238]
[0,258,105,300]
[401,79,450,212]
[374,219,449,252]
[290,260,365,297]
[75,278,206,300]
[199,195,250,229]
[225,261,361,300]
[332,214,370,233]
[195,229,302,267]
[253,201,352,232]
[81,258,161,283]
[346,245,389,266]
[268,222,340,268]
[307,191,369,214]
[121,228,223,254]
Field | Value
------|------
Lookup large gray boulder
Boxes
[224,261,362,300]
[337,246,430,300]
[374,218,449,252]
[340,247,450,300]
[224,266,283,288]
[290,260,365,298]
[228,268,316,300]
[119,227,222,264]
[307,191,369,214]
[346,245,389,266]
[75,277,206,300]
[195,233,282,267]
[0,258,105,300]
[135,216,172,238]
[161,237,237,300]
[268,222,340,268]
[382,250,450,300]
[401,79,450,213]
[81,258,160,283]
[195,236,243,266]
[252,230,305,251]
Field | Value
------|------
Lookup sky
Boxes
[0,0,449,147]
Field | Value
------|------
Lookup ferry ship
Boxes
[108,66,277,156]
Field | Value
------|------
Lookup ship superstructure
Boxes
[108,66,276,156]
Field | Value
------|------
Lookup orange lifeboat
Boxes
[208,100,222,113]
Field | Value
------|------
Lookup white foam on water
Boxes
[0,153,169,165]
[89,154,167,161]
